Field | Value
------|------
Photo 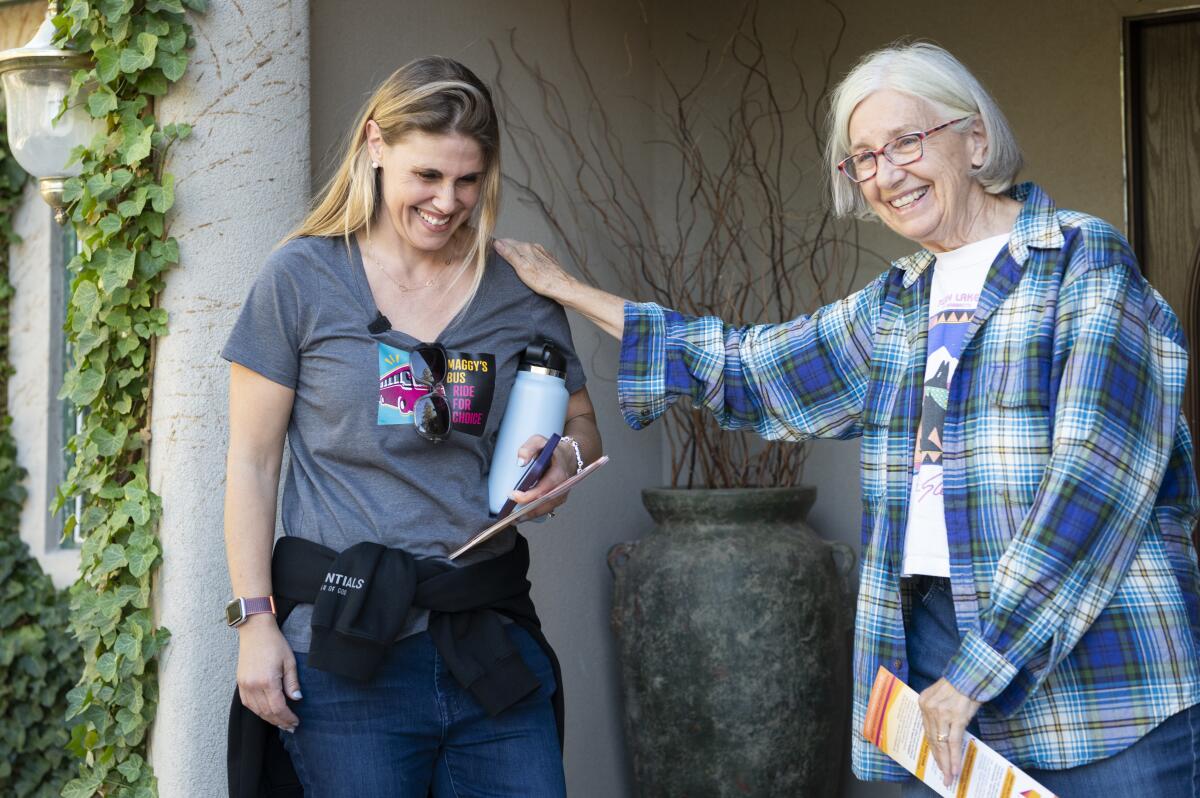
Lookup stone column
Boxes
[148,2,309,795]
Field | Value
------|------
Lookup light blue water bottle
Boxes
[488,340,570,514]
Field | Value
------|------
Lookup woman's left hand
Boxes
[918,678,982,787]
[508,434,575,520]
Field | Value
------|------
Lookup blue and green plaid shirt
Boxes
[618,183,1200,780]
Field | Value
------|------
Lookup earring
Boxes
[371,160,380,170]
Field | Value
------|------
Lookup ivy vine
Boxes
[0,101,80,798]
[48,1,205,796]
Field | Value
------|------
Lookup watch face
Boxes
[225,598,244,627]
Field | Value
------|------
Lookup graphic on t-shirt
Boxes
[377,343,496,437]
[915,309,973,469]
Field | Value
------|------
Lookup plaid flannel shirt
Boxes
[617,183,1200,780]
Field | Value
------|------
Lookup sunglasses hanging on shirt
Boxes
[410,342,452,442]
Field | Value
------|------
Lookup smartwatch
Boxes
[225,595,276,627]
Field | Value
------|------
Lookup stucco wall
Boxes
[147,1,311,795]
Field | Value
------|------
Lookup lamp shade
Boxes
[0,13,100,180]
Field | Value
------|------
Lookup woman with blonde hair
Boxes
[222,56,600,797]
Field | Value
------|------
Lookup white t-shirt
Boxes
[902,233,1010,577]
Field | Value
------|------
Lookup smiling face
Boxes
[368,126,485,257]
[847,90,989,253]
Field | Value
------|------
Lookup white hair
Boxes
[825,41,1024,220]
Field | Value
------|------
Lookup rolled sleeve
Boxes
[618,302,669,429]
[943,629,1021,703]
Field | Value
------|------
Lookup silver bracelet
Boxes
[559,435,584,475]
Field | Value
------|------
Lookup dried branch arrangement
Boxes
[497,1,882,488]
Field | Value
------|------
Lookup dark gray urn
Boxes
[609,487,854,797]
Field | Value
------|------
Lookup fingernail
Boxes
[517,456,528,466]
[291,690,302,700]
[282,727,296,734]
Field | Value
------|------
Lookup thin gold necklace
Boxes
[366,235,453,293]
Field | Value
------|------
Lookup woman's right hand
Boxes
[493,239,576,300]
[236,615,302,732]
[493,238,628,340]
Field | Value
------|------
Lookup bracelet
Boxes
[559,436,584,475]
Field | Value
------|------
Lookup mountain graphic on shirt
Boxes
[917,360,951,466]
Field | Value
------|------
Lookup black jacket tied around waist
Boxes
[227,534,563,798]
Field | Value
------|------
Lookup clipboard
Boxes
[450,455,610,560]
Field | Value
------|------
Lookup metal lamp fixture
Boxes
[0,0,103,223]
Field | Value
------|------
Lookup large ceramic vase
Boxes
[609,487,854,797]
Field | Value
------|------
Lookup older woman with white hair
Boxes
[496,41,1200,794]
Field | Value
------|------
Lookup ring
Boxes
[935,733,949,743]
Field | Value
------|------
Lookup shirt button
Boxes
[892,659,903,671]
[641,409,651,417]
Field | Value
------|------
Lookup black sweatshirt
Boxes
[227,534,563,798]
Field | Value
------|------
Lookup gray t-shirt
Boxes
[221,235,585,650]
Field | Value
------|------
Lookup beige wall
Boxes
[0,1,44,51]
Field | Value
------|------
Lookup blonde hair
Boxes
[288,56,502,306]
[825,41,1023,220]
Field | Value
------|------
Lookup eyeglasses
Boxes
[410,342,451,442]
[837,116,972,183]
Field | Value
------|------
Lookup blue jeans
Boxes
[280,623,565,798]
[900,576,1200,797]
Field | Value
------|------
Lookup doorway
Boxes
[1124,9,1200,544]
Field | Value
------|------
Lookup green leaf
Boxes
[137,71,169,97]
[147,0,186,13]
[95,46,121,83]
[100,544,128,573]
[62,774,105,798]
[114,631,140,660]
[127,546,156,578]
[99,0,134,23]
[91,425,127,456]
[116,707,141,734]
[73,279,100,318]
[100,247,136,289]
[119,45,153,73]
[88,86,119,117]
[62,176,84,203]
[157,50,188,83]
[120,499,150,527]
[137,32,159,60]
[117,186,148,218]
[70,368,105,405]
[120,123,155,165]
[116,752,144,782]
[158,26,188,54]
[98,213,123,237]
[150,174,175,213]
[95,651,118,681]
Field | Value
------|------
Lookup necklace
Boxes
[366,235,453,293]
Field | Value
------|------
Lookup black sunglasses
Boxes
[410,342,451,442]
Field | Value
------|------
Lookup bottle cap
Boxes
[519,340,566,378]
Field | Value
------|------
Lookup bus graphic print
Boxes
[377,341,497,433]
[377,345,428,425]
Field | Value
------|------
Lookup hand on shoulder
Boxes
[493,239,575,302]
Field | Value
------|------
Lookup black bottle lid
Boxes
[519,340,567,378]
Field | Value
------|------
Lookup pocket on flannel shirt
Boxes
[987,363,1050,409]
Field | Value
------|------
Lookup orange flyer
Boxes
[863,667,1058,798]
